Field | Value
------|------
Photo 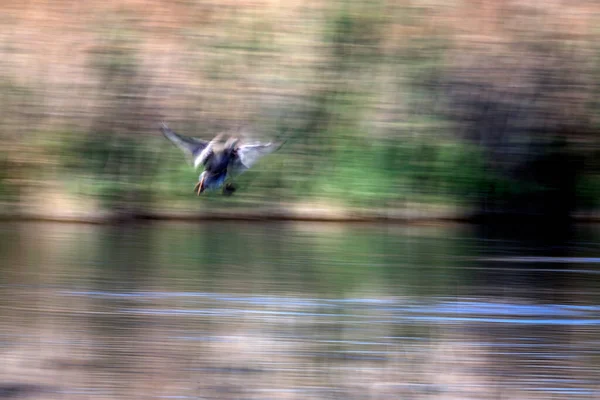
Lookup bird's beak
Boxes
[194,176,206,196]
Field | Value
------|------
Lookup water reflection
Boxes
[0,222,599,399]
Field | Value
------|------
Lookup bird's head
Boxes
[224,137,240,150]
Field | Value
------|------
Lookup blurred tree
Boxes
[442,33,594,221]
[72,28,158,214]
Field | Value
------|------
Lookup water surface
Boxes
[0,221,599,399]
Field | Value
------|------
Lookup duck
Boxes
[160,122,283,195]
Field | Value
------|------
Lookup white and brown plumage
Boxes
[160,123,283,195]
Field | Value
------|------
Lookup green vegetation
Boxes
[0,1,598,217]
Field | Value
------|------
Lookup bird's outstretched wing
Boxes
[229,141,284,176]
[160,123,220,169]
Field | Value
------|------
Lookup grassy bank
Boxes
[1,0,599,217]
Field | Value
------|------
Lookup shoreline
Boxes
[1,206,599,224]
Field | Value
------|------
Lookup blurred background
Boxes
[1,1,600,399]
[1,0,598,219]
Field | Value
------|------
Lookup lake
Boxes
[0,221,599,399]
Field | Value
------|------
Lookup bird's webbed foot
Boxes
[222,183,236,196]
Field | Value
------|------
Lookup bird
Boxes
[160,122,283,195]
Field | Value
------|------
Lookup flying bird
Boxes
[160,123,283,195]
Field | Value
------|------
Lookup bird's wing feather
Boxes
[229,141,283,175]
[160,123,211,168]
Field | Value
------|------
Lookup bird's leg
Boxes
[194,176,205,196]
[222,182,236,196]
